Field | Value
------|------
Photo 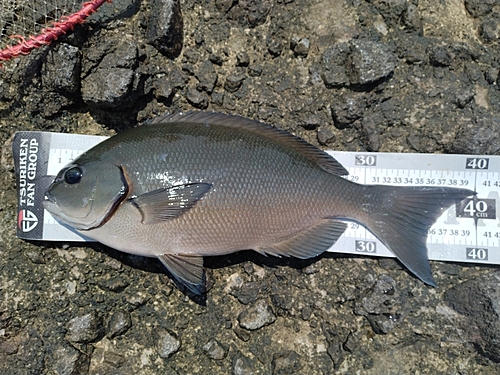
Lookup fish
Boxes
[43,111,475,294]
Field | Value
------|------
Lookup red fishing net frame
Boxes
[0,0,110,64]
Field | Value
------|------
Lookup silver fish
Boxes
[43,112,474,294]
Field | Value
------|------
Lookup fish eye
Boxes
[64,166,83,185]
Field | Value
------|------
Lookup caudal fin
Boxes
[360,186,475,286]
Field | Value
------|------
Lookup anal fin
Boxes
[158,254,205,295]
[256,219,347,259]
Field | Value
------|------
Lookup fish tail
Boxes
[356,185,475,285]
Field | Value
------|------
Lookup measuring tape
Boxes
[329,151,498,265]
[13,131,499,266]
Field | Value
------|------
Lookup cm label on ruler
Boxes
[346,153,499,263]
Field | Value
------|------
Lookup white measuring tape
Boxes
[13,131,498,266]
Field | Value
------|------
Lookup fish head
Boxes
[43,160,128,230]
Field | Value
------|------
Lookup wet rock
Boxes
[146,0,183,58]
[272,350,301,374]
[233,354,256,375]
[445,271,500,362]
[238,299,276,330]
[331,93,366,128]
[66,312,104,344]
[186,86,209,108]
[450,117,500,154]
[42,43,81,96]
[225,73,246,93]
[81,68,134,109]
[429,45,453,67]
[203,338,228,360]
[155,329,181,358]
[196,60,218,93]
[52,344,90,375]
[107,310,132,339]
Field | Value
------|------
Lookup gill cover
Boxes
[43,161,128,230]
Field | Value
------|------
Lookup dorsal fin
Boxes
[145,111,349,176]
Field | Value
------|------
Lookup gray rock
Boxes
[317,125,335,145]
[230,281,261,305]
[42,43,81,95]
[354,275,407,334]
[445,271,500,362]
[272,350,301,375]
[429,45,453,67]
[88,0,140,23]
[360,113,382,151]
[331,93,366,128]
[402,4,423,34]
[155,329,181,359]
[450,117,500,154]
[52,344,90,375]
[99,276,130,293]
[81,68,134,109]
[464,0,499,17]
[99,40,138,70]
[186,86,209,109]
[291,37,310,57]
[233,354,255,375]
[226,0,273,28]
[196,60,218,93]
[66,312,104,344]
[346,40,397,85]
[236,51,250,67]
[238,299,276,331]
[225,73,247,93]
[322,43,351,88]
[323,40,397,87]
[107,310,132,339]
[203,338,228,360]
[146,0,183,58]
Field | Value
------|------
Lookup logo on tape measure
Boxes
[18,209,39,232]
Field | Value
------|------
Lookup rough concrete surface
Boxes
[1,0,500,374]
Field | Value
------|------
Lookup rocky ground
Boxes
[1,0,500,374]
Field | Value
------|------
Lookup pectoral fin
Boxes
[131,183,212,224]
[256,219,347,259]
[158,254,205,295]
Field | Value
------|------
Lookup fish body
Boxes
[43,112,474,294]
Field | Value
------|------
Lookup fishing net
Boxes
[0,0,108,63]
